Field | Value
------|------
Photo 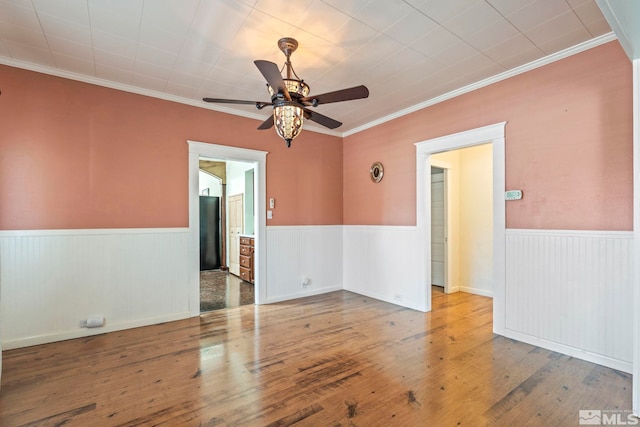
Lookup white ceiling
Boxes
[0,0,615,135]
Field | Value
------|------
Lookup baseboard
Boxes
[501,328,632,374]
[2,311,193,350]
[344,287,425,312]
[265,285,343,304]
[458,286,493,298]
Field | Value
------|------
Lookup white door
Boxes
[228,194,243,276]
[431,168,446,287]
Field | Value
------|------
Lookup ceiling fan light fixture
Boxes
[274,101,304,147]
[268,79,310,98]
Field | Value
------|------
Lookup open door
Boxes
[431,167,447,289]
[228,194,243,276]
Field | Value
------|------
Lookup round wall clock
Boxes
[370,162,384,183]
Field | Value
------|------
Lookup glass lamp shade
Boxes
[268,79,310,98]
[273,102,304,147]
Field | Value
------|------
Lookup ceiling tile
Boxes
[133,60,172,81]
[178,31,224,64]
[0,23,47,48]
[319,0,369,16]
[507,0,571,32]
[132,72,166,91]
[354,0,415,32]
[536,26,592,54]
[431,40,479,67]
[253,0,314,23]
[585,18,612,37]
[32,0,89,26]
[443,1,504,37]
[486,0,535,16]
[295,0,350,36]
[463,17,520,52]
[189,0,252,49]
[92,29,138,58]
[164,80,199,99]
[38,13,91,41]
[138,24,187,54]
[483,33,539,62]
[409,26,460,58]
[572,1,609,27]
[2,39,55,65]
[47,35,93,59]
[135,44,179,69]
[0,0,40,28]
[93,48,134,70]
[97,62,133,84]
[524,11,586,47]
[228,9,294,60]
[416,0,481,24]
[52,52,95,75]
[88,3,142,40]
[0,39,9,56]
[323,18,379,51]
[496,46,545,69]
[140,0,200,34]
[384,10,439,45]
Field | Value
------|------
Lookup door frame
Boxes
[415,122,506,334]
[188,141,268,316]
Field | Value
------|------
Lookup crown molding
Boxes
[0,56,341,138]
[343,32,618,137]
[0,32,617,140]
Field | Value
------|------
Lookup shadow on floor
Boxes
[200,270,254,312]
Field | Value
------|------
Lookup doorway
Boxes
[188,141,268,317]
[415,122,506,335]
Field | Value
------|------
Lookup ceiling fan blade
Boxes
[257,115,274,130]
[303,108,342,129]
[254,60,291,101]
[203,98,271,109]
[301,85,369,106]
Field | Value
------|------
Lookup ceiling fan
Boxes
[203,37,369,147]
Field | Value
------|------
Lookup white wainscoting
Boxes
[0,228,191,349]
[265,226,343,303]
[505,229,633,373]
[343,225,427,312]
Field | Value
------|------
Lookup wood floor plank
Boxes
[0,289,632,426]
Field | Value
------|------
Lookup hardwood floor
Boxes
[0,289,632,426]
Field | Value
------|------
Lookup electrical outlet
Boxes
[394,294,402,302]
[301,277,311,287]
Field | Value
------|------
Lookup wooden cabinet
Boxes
[239,236,254,283]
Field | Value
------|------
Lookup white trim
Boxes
[2,312,191,351]
[345,33,616,137]
[632,58,640,416]
[0,57,339,137]
[458,286,493,298]
[188,141,268,315]
[0,228,188,237]
[507,229,633,239]
[265,286,343,304]
[415,122,506,329]
[503,328,632,374]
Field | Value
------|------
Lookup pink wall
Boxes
[0,65,343,230]
[1,41,632,231]
[343,41,633,231]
